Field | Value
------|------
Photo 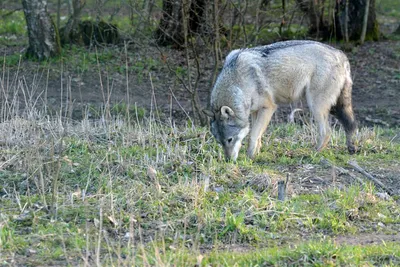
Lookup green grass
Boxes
[1,112,399,265]
[0,2,400,263]
[3,44,164,78]
[377,0,400,18]
[200,240,400,266]
[0,10,26,36]
[0,10,27,46]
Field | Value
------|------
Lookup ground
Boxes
[1,3,400,266]
[0,2,399,125]
[1,40,399,127]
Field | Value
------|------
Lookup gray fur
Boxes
[206,40,357,161]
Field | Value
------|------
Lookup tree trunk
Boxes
[394,24,400,35]
[22,0,61,60]
[62,0,86,45]
[156,0,206,47]
[335,0,379,41]
[295,0,329,38]
[360,0,370,44]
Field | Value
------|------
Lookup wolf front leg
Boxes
[312,103,332,152]
[247,106,276,159]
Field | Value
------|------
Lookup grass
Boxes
[0,9,27,46]
[3,44,164,78]
[1,87,400,265]
[1,1,400,264]
[1,55,400,265]
[376,0,400,19]
[201,240,400,266]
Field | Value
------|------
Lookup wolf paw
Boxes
[348,144,357,154]
[247,147,257,159]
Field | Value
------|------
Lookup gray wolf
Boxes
[204,40,357,161]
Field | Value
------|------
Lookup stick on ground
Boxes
[278,173,290,201]
[320,158,365,186]
[278,180,285,201]
[348,160,394,196]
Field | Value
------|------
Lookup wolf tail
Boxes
[332,65,357,153]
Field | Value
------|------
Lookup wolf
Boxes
[203,40,357,161]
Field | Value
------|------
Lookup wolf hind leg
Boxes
[247,106,276,159]
[332,79,357,154]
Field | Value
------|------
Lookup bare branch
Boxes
[348,160,395,196]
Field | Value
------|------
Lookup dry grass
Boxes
[1,59,400,266]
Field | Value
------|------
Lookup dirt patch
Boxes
[1,40,400,126]
[349,40,400,127]
[335,233,400,246]
[275,161,400,197]
[361,164,400,195]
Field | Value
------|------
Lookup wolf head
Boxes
[204,106,250,161]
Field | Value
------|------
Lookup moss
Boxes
[365,19,381,41]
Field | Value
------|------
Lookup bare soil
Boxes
[1,40,399,128]
[335,233,400,246]
[349,40,400,127]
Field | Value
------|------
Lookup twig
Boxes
[96,198,104,267]
[1,8,22,18]
[168,86,193,126]
[390,133,398,144]
[347,160,394,196]
[365,116,389,127]
[320,158,365,186]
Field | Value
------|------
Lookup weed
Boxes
[1,51,400,265]
[0,10,26,35]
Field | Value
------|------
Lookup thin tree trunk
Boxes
[67,0,73,15]
[295,0,328,37]
[182,0,205,125]
[208,0,220,110]
[228,1,239,49]
[22,0,61,60]
[335,0,379,41]
[156,0,184,46]
[279,0,286,37]
[57,0,61,29]
[327,0,332,27]
[360,0,370,44]
[311,0,320,38]
[344,0,349,43]
[254,0,264,43]
[156,0,206,47]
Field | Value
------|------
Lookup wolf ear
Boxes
[203,109,215,118]
[220,106,235,119]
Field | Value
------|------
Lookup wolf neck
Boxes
[212,79,250,127]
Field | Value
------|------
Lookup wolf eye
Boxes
[227,137,233,143]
